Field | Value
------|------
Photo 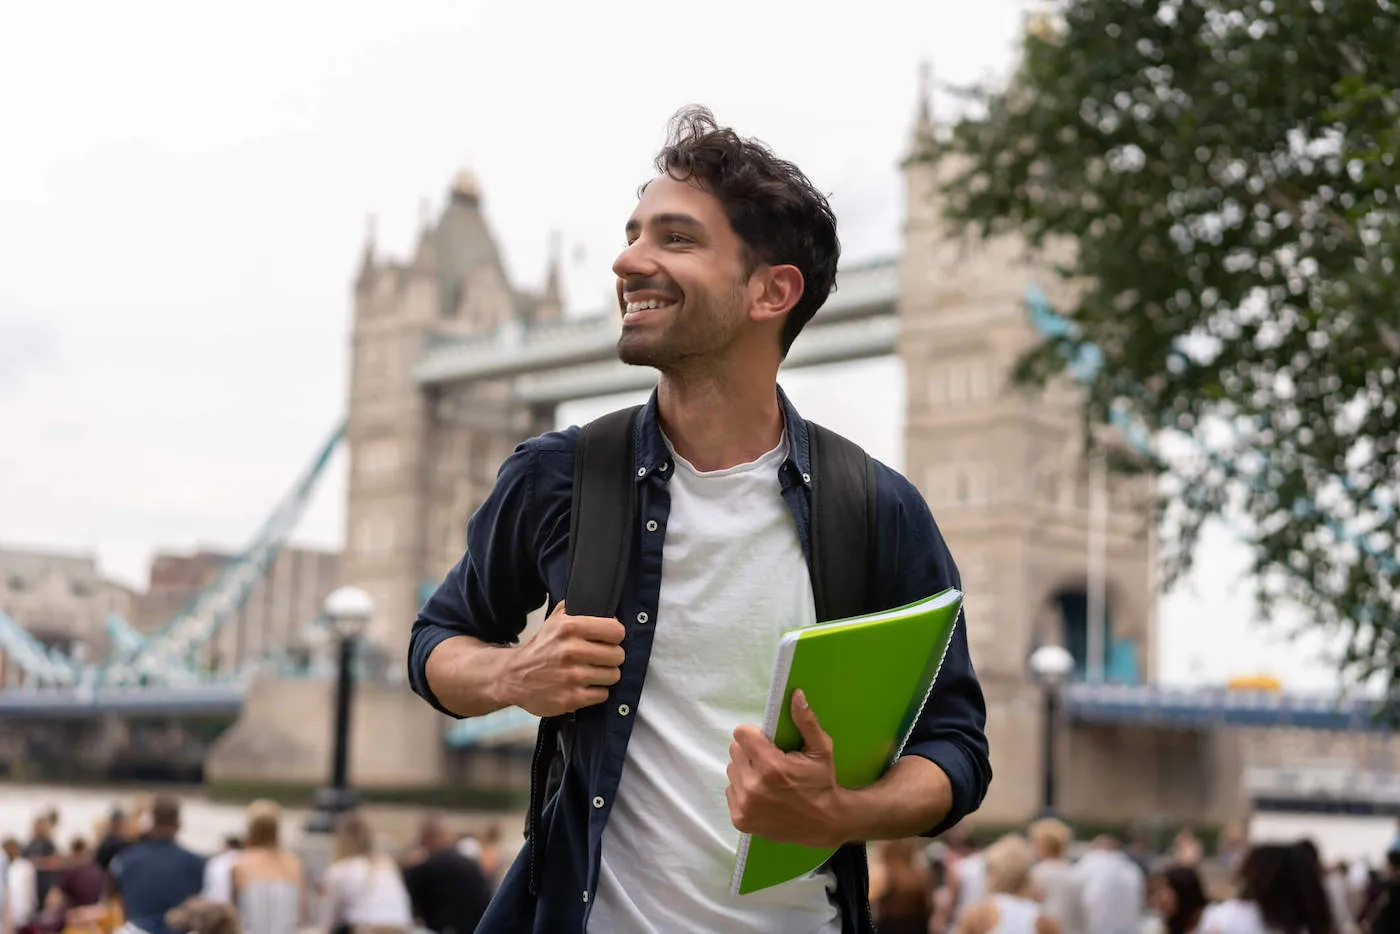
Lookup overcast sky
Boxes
[0,0,1348,690]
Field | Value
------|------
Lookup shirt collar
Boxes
[633,383,812,487]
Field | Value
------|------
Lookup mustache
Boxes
[620,276,680,298]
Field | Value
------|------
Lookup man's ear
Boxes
[749,264,805,324]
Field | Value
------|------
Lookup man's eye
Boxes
[666,234,691,244]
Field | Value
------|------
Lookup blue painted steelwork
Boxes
[105,615,147,659]
[1063,682,1386,732]
[0,611,79,685]
[102,423,345,686]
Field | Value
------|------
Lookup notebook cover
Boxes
[730,588,963,895]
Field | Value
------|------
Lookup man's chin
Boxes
[616,335,664,369]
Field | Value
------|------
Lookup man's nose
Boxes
[612,238,657,280]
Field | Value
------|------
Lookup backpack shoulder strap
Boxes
[564,405,642,615]
[806,420,877,623]
[526,404,641,896]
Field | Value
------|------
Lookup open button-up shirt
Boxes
[408,387,992,933]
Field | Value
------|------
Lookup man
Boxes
[23,815,60,908]
[108,796,204,934]
[95,810,134,874]
[409,105,991,933]
[1073,835,1145,934]
[400,814,492,934]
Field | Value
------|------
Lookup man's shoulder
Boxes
[517,425,580,456]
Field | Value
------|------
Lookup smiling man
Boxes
[408,106,991,934]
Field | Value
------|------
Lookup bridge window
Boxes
[1054,588,1107,681]
[6,574,26,592]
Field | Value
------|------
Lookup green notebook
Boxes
[729,587,964,896]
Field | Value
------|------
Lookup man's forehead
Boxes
[628,174,716,222]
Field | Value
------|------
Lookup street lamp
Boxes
[304,586,374,834]
[1028,644,1076,819]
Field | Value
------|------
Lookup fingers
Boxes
[731,724,774,761]
[553,612,627,645]
[580,664,622,687]
[790,689,833,756]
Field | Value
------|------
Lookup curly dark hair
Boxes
[1239,843,1336,934]
[650,105,840,357]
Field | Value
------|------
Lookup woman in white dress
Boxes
[231,800,306,934]
[956,835,1060,934]
[319,811,413,934]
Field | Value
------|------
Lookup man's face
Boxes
[612,173,753,370]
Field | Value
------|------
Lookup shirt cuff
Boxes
[899,737,978,837]
[407,623,467,719]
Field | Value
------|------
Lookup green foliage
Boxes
[938,0,1400,688]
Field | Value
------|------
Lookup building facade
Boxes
[0,545,134,682]
[136,546,340,675]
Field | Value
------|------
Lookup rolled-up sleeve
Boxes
[878,469,992,836]
[407,442,549,717]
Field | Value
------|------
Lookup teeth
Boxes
[625,299,672,313]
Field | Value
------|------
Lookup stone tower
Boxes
[897,69,1158,820]
[342,172,555,661]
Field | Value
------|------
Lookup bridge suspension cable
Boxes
[101,422,346,686]
[0,610,80,686]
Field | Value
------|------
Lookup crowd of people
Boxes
[869,818,1400,934]
[0,796,503,934]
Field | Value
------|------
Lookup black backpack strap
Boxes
[807,420,877,623]
[526,405,641,897]
[808,419,880,933]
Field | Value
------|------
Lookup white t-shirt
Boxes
[1198,899,1280,934]
[1075,848,1145,934]
[319,855,414,929]
[588,432,841,933]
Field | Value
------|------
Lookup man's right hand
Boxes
[500,601,627,718]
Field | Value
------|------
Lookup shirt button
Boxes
[660,461,669,471]
[645,519,658,532]
[636,611,649,625]
[593,796,605,809]
[618,703,631,716]
[636,467,646,477]
[582,890,589,903]
[802,472,812,484]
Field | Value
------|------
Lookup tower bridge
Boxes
[2,84,1389,824]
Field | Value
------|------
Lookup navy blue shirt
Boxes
[409,386,991,933]
[110,838,205,934]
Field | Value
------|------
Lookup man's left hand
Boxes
[725,688,849,849]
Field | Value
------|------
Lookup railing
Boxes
[1063,682,1388,731]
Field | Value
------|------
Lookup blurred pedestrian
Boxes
[1147,864,1207,934]
[109,796,205,934]
[1199,842,1333,934]
[955,834,1060,934]
[319,811,412,934]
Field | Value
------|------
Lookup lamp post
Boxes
[304,586,374,834]
[1028,644,1075,819]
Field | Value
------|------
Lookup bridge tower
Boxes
[897,70,1161,821]
[343,172,556,661]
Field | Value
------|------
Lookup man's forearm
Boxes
[423,635,517,718]
[831,755,953,844]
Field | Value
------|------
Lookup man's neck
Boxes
[656,364,783,472]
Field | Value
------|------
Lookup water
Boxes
[0,783,524,863]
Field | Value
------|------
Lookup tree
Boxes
[937,0,1400,688]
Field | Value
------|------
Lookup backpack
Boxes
[524,404,877,897]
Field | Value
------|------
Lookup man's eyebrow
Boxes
[625,213,705,236]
